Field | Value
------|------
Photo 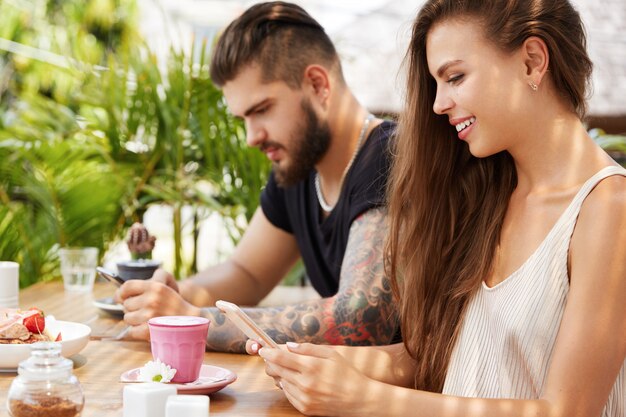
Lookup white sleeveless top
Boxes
[442,166,626,417]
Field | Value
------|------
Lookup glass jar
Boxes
[7,342,84,417]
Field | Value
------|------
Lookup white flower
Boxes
[137,359,177,383]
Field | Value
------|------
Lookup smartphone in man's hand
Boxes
[215,300,279,348]
[96,266,125,287]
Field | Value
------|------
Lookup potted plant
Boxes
[116,223,161,280]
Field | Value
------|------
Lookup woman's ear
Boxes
[303,65,331,104]
[522,36,549,87]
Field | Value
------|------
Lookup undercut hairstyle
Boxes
[210,1,343,89]
[385,0,592,392]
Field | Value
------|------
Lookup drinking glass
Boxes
[59,247,98,293]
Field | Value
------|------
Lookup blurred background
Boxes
[1,0,625,287]
[139,0,626,125]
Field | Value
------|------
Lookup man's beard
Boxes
[272,99,331,187]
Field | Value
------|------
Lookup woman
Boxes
[253,0,626,415]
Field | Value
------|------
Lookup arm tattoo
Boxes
[324,208,397,345]
[202,208,398,353]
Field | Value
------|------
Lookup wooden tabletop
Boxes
[0,281,313,416]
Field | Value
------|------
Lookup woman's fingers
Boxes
[260,344,371,416]
[259,347,303,373]
[265,360,277,377]
[259,343,334,371]
[245,339,261,355]
[281,380,311,415]
[263,359,307,390]
[244,339,282,388]
[265,364,282,388]
[285,342,335,358]
[259,342,344,402]
[261,342,340,382]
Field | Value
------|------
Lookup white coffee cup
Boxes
[0,262,19,308]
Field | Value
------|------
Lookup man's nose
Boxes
[245,121,265,148]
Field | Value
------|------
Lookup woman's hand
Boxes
[245,338,262,355]
[246,339,285,389]
[258,342,379,416]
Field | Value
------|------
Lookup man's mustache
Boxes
[259,141,283,152]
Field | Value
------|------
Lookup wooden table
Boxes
[0,281,316,416]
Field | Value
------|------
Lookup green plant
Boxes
[0,0,269,285]
[78,40,269,277]
[590,128,626,167]
[0,0,139,107]
[0,95,126,286]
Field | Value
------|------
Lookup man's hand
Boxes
[150,268,180,292]
[115,279,202,340]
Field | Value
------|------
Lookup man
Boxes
[117,1,397,353]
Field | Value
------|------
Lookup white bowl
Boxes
[0,320,91,369]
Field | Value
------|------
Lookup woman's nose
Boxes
[432,88,454,115]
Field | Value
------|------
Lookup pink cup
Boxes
[147,316,210,383]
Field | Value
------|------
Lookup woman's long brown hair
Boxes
[386,0,592,392]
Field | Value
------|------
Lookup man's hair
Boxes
[210,1,343,88]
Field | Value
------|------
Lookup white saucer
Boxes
[120,364,237,395]
[93,297,124,317]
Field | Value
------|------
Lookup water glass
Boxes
[59,247,98,293]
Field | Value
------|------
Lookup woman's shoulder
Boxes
[566,167,626,297]
[582,167,626,213]
[573,166,626,252]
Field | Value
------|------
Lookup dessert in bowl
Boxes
[0,308,91,369]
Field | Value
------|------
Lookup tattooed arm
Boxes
[202,207,398,353]
[118,207,301,341]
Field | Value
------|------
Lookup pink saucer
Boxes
[120,364,237,395]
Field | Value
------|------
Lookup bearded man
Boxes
[117,1,398,352]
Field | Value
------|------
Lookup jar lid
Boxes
[18,342,73,380]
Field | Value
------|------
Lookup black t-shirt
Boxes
[261,120,396,297]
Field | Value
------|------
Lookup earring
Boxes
[528,81,538,91]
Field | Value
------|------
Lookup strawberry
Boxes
[23,308,45,334]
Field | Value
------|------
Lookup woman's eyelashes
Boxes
[447,73,464,85]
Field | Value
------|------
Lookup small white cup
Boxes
[123,383,177,417]
[0,262,19,308]
[166,395,209,417]
[59,247,98,293]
